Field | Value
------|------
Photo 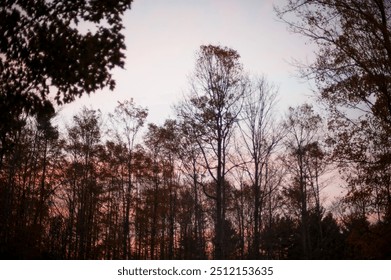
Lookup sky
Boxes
[57,0,344,204]
[60,0,317,126]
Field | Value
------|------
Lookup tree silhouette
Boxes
[108,100,147,259]
[238,76,282,258]
[0,105,61,258]
[64,108,104,259]
[282,103,325,259]
[1,1,132,258]
[176,45,247,259]
[0,0,132,172]
[276,0,391,222]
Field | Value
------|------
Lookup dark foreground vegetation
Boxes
[1,1,391,259]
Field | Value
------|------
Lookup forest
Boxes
[1,1,391,259]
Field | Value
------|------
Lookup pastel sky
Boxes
[60,0,317,125]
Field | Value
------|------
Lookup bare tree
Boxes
[63,107,103,259]
[108,99,148,259]
[176,121,208,259]
[238,76,282,258]
[282,103,325,259]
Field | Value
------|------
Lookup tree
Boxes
[176,121,208,259]
[99,140,129,259]
[63,107,103,259]
[143,120,180,259]
[108,99,147,259]
[0,107,62,258]
[238,76,282,258]
[282,103,325,259]
[176,45,247,259]
[276,0,391,220]
[0,0,132,171]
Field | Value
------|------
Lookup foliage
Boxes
[276,0,391,222]
[0,0,132,171]
[0,0,132,107]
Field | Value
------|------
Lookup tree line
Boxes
[1,44,390,259]
[1,0,391,259]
